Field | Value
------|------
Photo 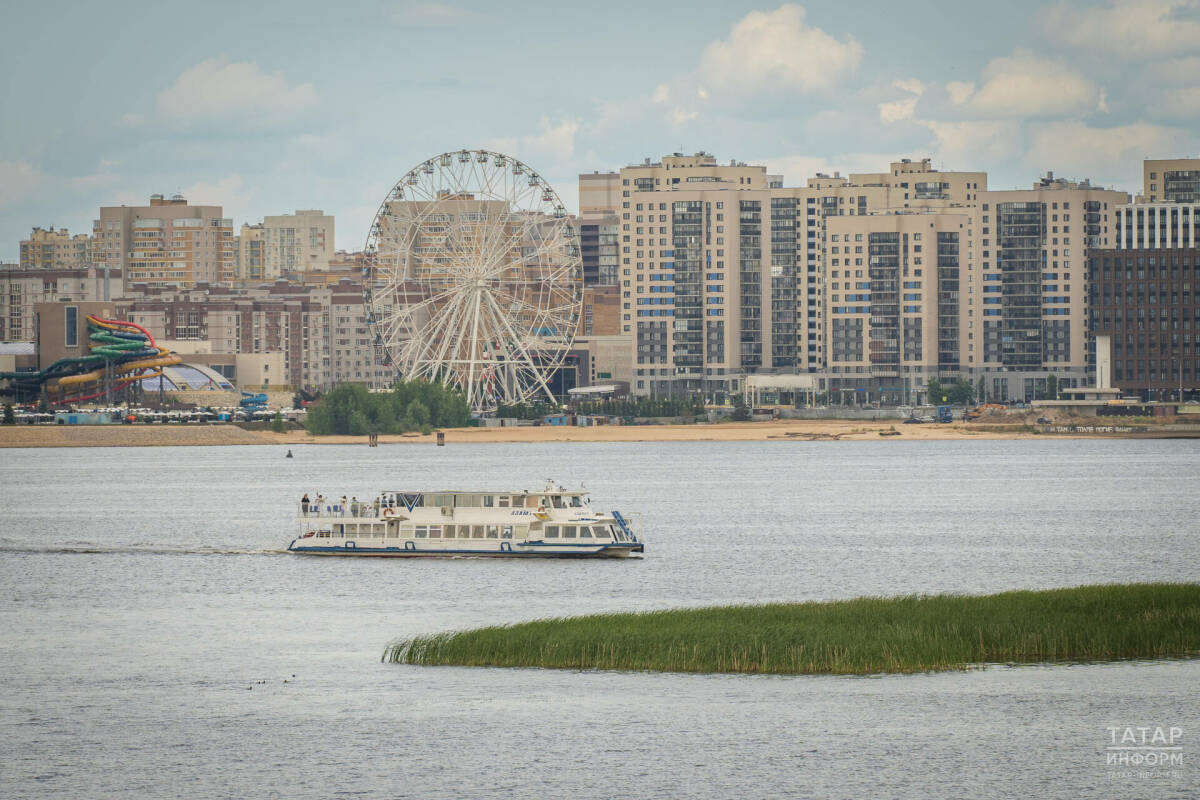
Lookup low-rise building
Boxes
[20,227,92,270]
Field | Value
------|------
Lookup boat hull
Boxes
[287,541,643,558]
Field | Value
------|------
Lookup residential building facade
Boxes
[93,194,234,288]
[1088,247,1200,400]
[19,227,92,270]
[1142,157,1200,203]
[1,265,123,342]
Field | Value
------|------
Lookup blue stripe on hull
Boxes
[287,546,641,558]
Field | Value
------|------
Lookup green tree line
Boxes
[304,380,471,435]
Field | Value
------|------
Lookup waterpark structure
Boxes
[0,314,181,405]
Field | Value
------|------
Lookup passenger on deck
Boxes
[373,496,381,516]
[351,497,360,517]
[340,496,348,516]
[316,494,325,514]
[301,493,310,515]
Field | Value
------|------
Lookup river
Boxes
[1,440,1196,798]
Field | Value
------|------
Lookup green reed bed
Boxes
[383,583,1200,675]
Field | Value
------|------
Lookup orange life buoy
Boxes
[383,507,396,518]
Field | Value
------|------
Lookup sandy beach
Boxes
[3,417,1182,448]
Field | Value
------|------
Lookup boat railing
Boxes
[298,503,384,519]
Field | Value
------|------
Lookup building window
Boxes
[65,306,78,347]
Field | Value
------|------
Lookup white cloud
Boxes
[699,4,863,95]
[652,84,670,104]
[153,57,319,127]
[892,78,927,95]
[1145,55,1200,82]
[0,161,46,209]
[878,78,926,124]
[671,108,699,125]
[1040,0,1200,59]
[696,87,709,100]
[486,117,580,166]
[117,112,145,128]
[879,97,919,124]
[181,174,253,224]
[391,2,481,27]
[1024,120,1190,181]
[920,119,1023,170]
[955,49,1099,117]
[946,81,976,105]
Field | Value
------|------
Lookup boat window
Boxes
[552,495,564,508]
[443,525,455,537]
[336,524,344,535]
[429,526,442,539]
[486,525,499,539]
[400,526,413,538]
[472,525,484,538]
[570,496,582,507]
[592,526,609,538]
[458,526,471,539]
[483,495,494,507]
[497,495,510,508]
[457,494,481,508]
[501,525,513,539]
[563,526,577,539]
[415,526,428,538]
[578,527,592,539]
[545,526,559,538]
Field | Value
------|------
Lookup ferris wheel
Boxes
[363,149,582,413]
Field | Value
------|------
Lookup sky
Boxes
[2,0,1199,258]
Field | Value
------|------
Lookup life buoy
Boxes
[383,508,396,518]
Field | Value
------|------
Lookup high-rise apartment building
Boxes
[235,224,267,283]
[578,211,619,286]
[582,153,985,397]
[262,210,335,277]
[965,174,1127,400]
[1088,246,1200,400]
[1115,203,1200,249]
[93,194,234,288]
[19,227,92,270]
[824,211,969,404]
[0,265,123,342]
[1142,157,1200,203]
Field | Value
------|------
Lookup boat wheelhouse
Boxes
[288,483,643,558]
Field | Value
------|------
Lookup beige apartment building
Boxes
[824,211,969,404]
[965,174,1128,401]
[19,227,92,270]
[1141,157,1200,203]
[235,224,267,284]
[262,209,335,277]
[582,153,985,398]
[93,194,234,288]
[117,278,391,391]
[0,265,124,342]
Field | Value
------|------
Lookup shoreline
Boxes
[2,418,1197,447]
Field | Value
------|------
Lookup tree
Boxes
[731,394,751,421]
[1045,374,1059,401]
[270,411,286,433]
[2,403,14,425]
[927,377,944,405]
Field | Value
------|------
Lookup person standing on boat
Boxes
[373,496,381,516]
[340,496,348,516]
[316,494,324,514]
[351,497,360,517]
[301,493,310,515]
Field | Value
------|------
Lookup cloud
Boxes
[652,84,669,104]
[180,174,253,222]
[0,161,46,210]
[878,78,926,124]
[671,109,699,125]
[946,81,976,105]
[486,117,580,167]
[920,119,1023,170]
[1040,0,1200,59]
[1151,86,1200,117]
[699,4,863,96]
[391,2,481,27]
[952,49,1100,118]
[1024,120,1192,182]
[764,153,904,185]
[1145,55,1200,82]
[151,57,319,128]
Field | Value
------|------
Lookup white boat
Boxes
[288,482,644,558]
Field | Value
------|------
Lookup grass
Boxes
[383,583,1200,675]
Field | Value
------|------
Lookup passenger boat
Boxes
[288,482,643,558]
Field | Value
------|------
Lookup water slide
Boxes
[0,314,181,404]
[240,390,269,408]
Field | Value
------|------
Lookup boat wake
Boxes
[0,541,288,556]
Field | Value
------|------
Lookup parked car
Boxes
[1036,416,1052,425]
